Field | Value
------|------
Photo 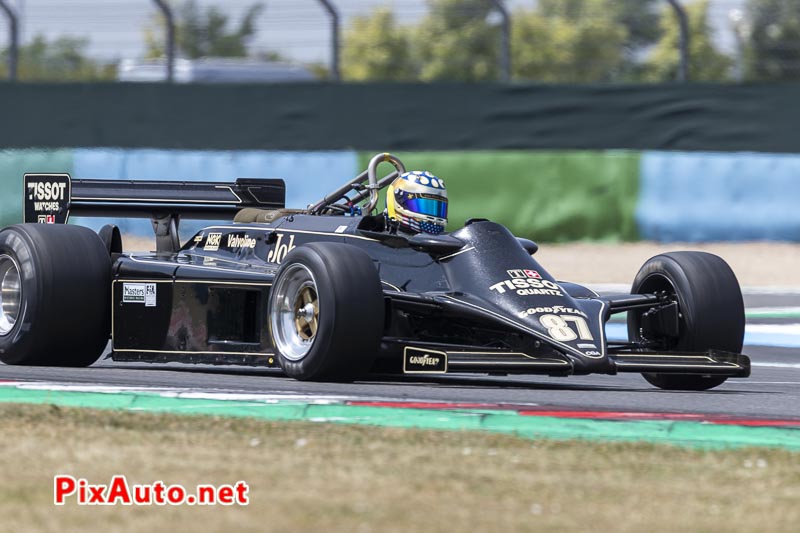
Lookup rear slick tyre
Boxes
[627,251,745,391]
[0,224,111,367]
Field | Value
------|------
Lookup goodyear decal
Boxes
[403,347,447,374]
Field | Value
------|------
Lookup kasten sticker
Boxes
[122,283,157,307]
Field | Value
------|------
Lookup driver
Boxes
[385,171,448,235]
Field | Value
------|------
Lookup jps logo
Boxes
[267,233,296,264]
[204,233,222,251]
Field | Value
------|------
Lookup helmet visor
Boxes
[404,196,447,219]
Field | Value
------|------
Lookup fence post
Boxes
[316,1,340,81]
[153,0,176,83]
[488,0,510,82]
[0,0,18,81]
[666,0,689,82]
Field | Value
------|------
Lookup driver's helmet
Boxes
[386,171,448,235]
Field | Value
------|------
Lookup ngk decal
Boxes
[489,277,562,297]
[204,232,222,251]
[267,233,296,264]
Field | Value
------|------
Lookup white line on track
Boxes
[0,382,353,403]
[736,379,800,385]
[747,324,800,334]
[752,362,800,369]
[586,283,800,295]
[747,307,800,315]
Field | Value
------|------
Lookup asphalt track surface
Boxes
[1,293,798,421]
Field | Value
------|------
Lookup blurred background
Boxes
[0,0,798,273]
[0,0,797,83]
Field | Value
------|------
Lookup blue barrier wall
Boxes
[71,149,358,236]
[637,151,800,242]
[3,148,799,242]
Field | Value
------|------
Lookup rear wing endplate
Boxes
[23,173,286,252]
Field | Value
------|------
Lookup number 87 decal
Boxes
[539,314,594,342]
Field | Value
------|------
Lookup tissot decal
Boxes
[23,174,71,224]
[489,277,562,296]
[28,180,67,203]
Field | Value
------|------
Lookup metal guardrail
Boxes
[152,0,175,83]
[666,0,689,82]
[0,0,18,81]
[0,0,695,84]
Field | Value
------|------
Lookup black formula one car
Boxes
[0,153,749,390]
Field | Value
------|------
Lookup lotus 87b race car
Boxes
[0,153,749,390]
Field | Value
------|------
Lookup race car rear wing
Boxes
[23,173,285,252]
[24,174,285,223]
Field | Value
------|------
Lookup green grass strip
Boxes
[0,387,798,450]
[746,309,800,319]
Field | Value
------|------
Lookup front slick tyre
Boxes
[628,251,745,391]
[0,224,111,366]
[268,242,384,381]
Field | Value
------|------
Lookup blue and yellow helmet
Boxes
[386,171,448,235]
